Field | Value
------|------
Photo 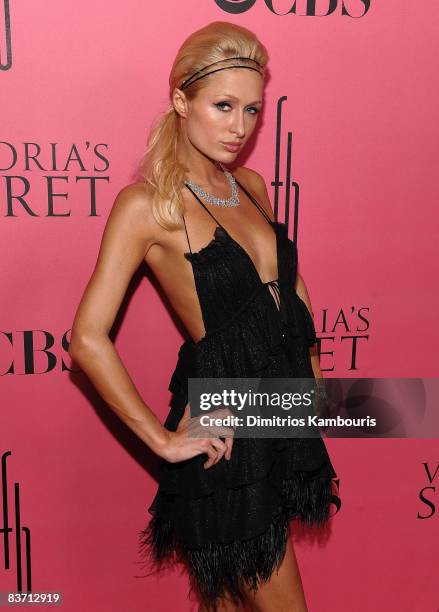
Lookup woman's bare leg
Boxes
[242,537,308,612]
[198,595,246,612]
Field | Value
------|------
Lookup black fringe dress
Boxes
[138,177,338,605]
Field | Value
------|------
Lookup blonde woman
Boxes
[69,21,338,612]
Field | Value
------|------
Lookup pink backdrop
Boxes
[1,1,438,610]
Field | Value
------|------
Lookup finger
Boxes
[209,438,227,464]
[210,437,226,453]
[187,418,234,439]
[202,442,218,469]
[224,437,234,460]
[196,410,235,437]
[209,407,237,426]
[205,424,235,438]
[205,408,238,438]
[203,437,227,467]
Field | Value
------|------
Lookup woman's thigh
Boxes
[198,595,246,612]
[242,537,308,612]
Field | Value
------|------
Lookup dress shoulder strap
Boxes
[184,183,226,230]
[182,175,273,255]
[182,214,193,255]
[233,176,273,226]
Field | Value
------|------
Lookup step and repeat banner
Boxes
[1,1,437,611]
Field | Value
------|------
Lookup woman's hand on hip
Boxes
[158,403,235,468]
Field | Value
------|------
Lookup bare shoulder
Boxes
[107,181,161,251]
[233,166,274,221]
[111,181,154,222]
[69,181,161,342]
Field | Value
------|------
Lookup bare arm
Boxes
[69,184,228,466]
[68,184,171,453]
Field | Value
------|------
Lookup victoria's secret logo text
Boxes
[272,96,370,372]
[0,141,109,216]
[418,462,439,519]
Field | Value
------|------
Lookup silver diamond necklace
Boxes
[184,162,240,207]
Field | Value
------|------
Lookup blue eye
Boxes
[215,102,260,115]
[215,102,232,112]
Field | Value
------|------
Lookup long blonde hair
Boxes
[137,21,269,231]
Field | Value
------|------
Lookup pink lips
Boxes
[222,142,241,153]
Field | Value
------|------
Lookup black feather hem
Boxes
[137,468,336,607]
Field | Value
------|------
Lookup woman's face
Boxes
[176,68,264,164]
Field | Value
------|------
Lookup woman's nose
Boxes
[230,111,246,138]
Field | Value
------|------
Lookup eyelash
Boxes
[215,102,260,115]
